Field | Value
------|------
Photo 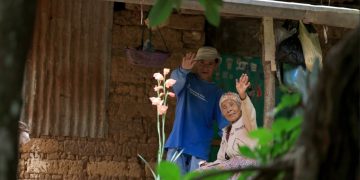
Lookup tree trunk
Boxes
[0,1,36,179]
[295,26,359,180]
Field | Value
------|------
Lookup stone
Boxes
[167,14,205,31]
[47,153,59,160]
[86,161,128,177]
[114,11,142,26]
[183,31,204,45]
[112,25,143,49]
[52,175,63,180]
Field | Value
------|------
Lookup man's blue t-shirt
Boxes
[165,67,229,160]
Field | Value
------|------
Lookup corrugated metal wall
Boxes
[21,0,113,138]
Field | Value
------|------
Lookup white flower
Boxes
[167,92,175,97]
[157,105,168,115]
[154,86,163,92]
[149,97,163,106]
[163,68,170,76]
[165,79,176,88]
[153,73,164,81]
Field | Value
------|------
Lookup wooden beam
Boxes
[113,0,360,28]
[262,17,276,71]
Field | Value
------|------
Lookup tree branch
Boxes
[192,160,294,180]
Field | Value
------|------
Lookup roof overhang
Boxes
[112,0,360,28]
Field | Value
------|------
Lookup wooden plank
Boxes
[114,0,360,28]
[262,17,276,71]
[260,17,276,128]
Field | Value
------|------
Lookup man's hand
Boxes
[181,52,197,70]
[236,73,250,100]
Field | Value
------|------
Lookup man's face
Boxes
[221,99,242,123]
[194,59,218,81]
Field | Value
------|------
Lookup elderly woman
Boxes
[198,74,257,173]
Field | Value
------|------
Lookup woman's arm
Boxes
[236,74,257,131]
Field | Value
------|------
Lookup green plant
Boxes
[236,61,321,179]
[139,68,178,179]
[239,93,302,164]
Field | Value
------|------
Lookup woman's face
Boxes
[221,99,241,123]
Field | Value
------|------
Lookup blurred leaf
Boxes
[212,0,223,6]
[272,116,302,135]
[238,171,253,180]
[184,170,232,180]
[276,172,286,180]
[199,0,221,26]
[289,126,301,145]
[249,128,273,146]
[148,0,173,27]
[157,161,181,180]
[239,146,256,159]
[272,118,289,136]
[271,140,284,158]
[184,171,202,180]
[284,116,302,131]
[257,145,271,163]
[274,93,301,114]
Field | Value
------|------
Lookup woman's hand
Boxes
[236,73,250,100]
[181,52,197,70]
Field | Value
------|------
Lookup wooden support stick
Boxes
[261,17,276,128]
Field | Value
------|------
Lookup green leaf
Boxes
[271,140,284,158]
[184,170,232,180]
[276,172,286,180]
[183,171,202,180]
[249,128,273,146]
[272,118,289,136]
[274,93,301,114]
[239,146,256,159]
[212,0,223,6]
[199,0,221,26]
[289,127,301,145]
[257,145,271,163]
[148,0,173,27]
[285,116,302,131]
[237,171,253,180]
[157,161,181,180]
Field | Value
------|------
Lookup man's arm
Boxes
[170,67,190,95]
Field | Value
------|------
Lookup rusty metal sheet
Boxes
[21,0,113,138]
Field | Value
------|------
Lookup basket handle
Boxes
[140,20,169,52]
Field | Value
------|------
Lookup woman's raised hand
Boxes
[236,73,250,100]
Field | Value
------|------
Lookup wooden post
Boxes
[262,17,276,128]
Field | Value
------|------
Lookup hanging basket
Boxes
[125,24,170,68]
[125,48,170,68]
